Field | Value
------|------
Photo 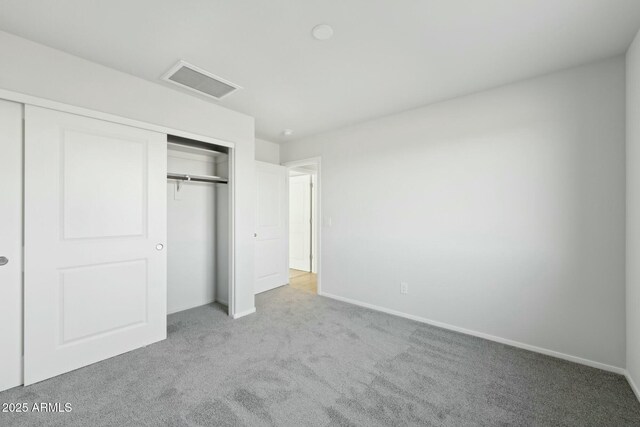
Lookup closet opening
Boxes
[166,135,232,317]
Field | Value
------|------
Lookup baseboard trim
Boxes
[626,371,640,402]
[232,307,256,319]
[319,291,625,375]
[167,299,216,315]
[255,283,288,295]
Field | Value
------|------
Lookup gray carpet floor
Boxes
[1,286,639,426]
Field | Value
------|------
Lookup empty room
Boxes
[2,1,640,426]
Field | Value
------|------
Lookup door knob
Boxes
[156,244,164,251]
[0,256,8,266]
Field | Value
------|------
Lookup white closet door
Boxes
[24,105,167,385]
[255,161,288,294]
[289,174,312,271]
[0,100,23,392]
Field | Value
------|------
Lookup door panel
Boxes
[60,260,148,343]
[289,174,312,271]
[255,161,287,294]
[0,100,23,392]
[24,105,167,385]
[62,130,147,239]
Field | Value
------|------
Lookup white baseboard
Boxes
[232,307,256,319]
[255,283,288,295]
[626,371,640,402]
[167,299,216,315]
[319,291,625,375]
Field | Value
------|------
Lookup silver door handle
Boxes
[0,256,8,266]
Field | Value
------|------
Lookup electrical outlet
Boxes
[400,282,408,294]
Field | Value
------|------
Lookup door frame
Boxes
[0,87,238,319]
[283,157,322,294]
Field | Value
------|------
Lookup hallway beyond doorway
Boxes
[289,269,317,294]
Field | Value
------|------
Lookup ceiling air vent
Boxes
[162,60,242,100]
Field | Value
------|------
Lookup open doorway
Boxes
[285,158,321,294]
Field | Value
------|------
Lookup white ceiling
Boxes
[1,0,639,143]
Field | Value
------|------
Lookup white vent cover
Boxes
[162,60,242,100]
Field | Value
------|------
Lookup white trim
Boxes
[162,60,242,101]
[232,307,256,319]
[255,284,288,295]
[626,371,640,402]
[228,146,236,318]
[311,173,318,274]
[282,157,322,294]
[0,88,235,149]
[319,291,626,375]
[167,299,216,315]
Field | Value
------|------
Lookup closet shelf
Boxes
[167,141,227,157]
[167,172,228,184]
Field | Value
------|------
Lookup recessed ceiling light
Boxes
[312,24,334,41]
[283,129,294,136]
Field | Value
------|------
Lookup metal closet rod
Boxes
[167,173,228,184]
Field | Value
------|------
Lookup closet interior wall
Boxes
[167,137,229,314]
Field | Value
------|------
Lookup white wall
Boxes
[0,31,256,316]
[255,138,280,164]
[627,29,640,394]
[281,57,626,369]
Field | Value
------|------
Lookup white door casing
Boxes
[311,174,318,274]
[254,161,288,294]
[289,174,312,272]
[0,100,23,392]
[24,105,167,385]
